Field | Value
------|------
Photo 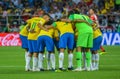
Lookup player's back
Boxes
[38,28,55,38]
[28,17,46,40]
[54,21,74,36]
[71,14,93,34]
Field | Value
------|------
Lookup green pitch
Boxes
[0,46,120,79]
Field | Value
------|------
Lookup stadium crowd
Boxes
[0,0,120,32]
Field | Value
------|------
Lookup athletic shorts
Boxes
[37,36,54,52]
[77,33,93,48]
[59,33,74,50]
[28,40,38,53]
[19,35,28,49]
[91,36,102,51]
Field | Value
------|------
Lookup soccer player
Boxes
[46,28,59,70]
[74,29,87,70]
[47,16,75,71]
[53,19,61,52]
[26,14,50,71]
[63,10,93,71]
[89,8,106,55]
[37,20,56,71]
[89,8,103,70]
[19,22,31,71]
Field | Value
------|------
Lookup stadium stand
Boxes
[0,0,120,32]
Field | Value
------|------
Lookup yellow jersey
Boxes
[52,21,74,36]
[93,24,102,38]
[28,17,46,40]
[38,28,55,38]
[19,24,29,36]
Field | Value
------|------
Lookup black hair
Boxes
[68,9,80,17]
[44,19,54,25]
[56,19,61,21]
[73,9,80,14]
[68,10,74,17]
[68,10,75,17]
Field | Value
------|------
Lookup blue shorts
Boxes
[53,38,59,50]
[28,40,38,53]
[73,41,76,49]
[59,33,74,50]
[19,35,28,49]
[91,36,102,51]
[37,36,54,52]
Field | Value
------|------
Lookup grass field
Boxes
[0,46,120,79]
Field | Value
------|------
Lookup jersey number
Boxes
[32,22,37,29]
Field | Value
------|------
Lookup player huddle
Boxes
[19,8,102,72]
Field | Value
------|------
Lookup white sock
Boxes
[46,52,51,70]
[82,53,87,69]
[25,52,27,62]
[59,52,64,68]
[33,57,38,69]
[38,53,43,69]
[50,53,55,69]
[68,53,73,68]
[92,54,95,68]
[25,52,29,62]
[95,53,99,68]
[26,55,31,69]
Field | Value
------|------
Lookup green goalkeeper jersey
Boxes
[69,14,93,34]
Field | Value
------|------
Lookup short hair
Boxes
[68,10,75,17]
[73,9,80,14]
[44,20,54,25]
[68,9,80,17]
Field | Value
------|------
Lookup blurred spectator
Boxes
[11,0,19,8]
[99,15,108,27]
[72,0,81,4]
[0,22,3,32]
[84,0,93,6]
[93,0,99,5]
[2,9,8,18]
[55,9,63,19]
[28,0,34,8]
[100,6,107,14]
[105,25,115,32]
[49,10,56,20]
[0,6,3,14]
[9,21,19,32]
[41,3,50,13]
[12,25,19,32]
